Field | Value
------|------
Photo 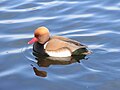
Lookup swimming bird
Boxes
[28,26,91,57]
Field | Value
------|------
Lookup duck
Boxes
[28,26,91,57]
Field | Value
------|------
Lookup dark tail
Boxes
[72,48,91,55]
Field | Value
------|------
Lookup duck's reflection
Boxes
[32,52,88,77]
[31,42,88,77]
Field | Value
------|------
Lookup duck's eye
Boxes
[35,34,39,38]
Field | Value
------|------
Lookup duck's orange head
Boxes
[28,26,50,44]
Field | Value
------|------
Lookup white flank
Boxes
[46,49,71,57]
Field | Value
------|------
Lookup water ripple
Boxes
[56,29,89,35]
[0,0,32,9]
[0,16,56,24]
[81,62,102,73]
[64,30,112,37]
[0,1,79,12]
[0,13,94,24]
[0,48,22,56]
[0,34,32,39]
[0,65,28,77]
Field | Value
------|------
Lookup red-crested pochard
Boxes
[28,26,91,57]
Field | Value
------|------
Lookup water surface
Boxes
[0,0,120,90]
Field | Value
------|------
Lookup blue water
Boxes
[0,0,120,90]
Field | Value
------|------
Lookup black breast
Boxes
[33,42,48,56]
